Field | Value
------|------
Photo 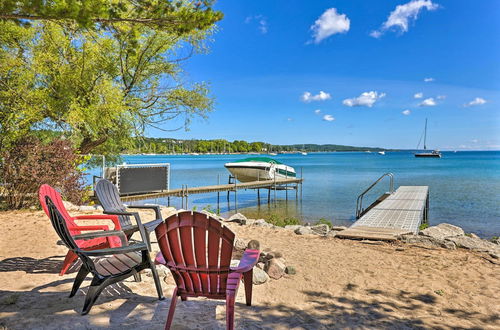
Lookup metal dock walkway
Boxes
[337,175,429,241]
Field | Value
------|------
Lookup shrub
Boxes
[0,137,87,209]
[317,218,333,228]
[266,213,301,227]
[419,223,429,230]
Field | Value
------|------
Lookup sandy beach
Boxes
[0,209,499,329]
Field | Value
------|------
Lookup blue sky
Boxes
[149,0,500,150]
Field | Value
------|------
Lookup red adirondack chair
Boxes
[39,184,123,275]
[154,211,260,330]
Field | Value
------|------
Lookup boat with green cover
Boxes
[224,157,296,182]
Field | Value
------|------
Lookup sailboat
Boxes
[415,118,441,158]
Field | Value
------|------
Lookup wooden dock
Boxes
[120,178,303,202]
[337,186,429,241]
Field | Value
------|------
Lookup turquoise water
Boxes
[86,151,500,237]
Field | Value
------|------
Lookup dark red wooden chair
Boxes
[154,211,260,330]
[39,184,123,275]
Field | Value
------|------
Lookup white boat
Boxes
[268,152,277,156]
[378,151,385,155]
[301,152,308,156]
[224,157,296,182]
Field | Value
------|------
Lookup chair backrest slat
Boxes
[39,184,80,235]
[157,211,236,297]
[95,179,132,227]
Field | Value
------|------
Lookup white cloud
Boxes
[419,97,436,106]
[323,114,335,122]
[287,118,293,121]
[342,91,386,107]
[402,109,411,115]
[471,139,479,143]
[414,92,423,99]
[302,91,332,102]
[310,8,350,44]
[245,15,268,34]
[424,77,435,82]
[437,95,446,100]
[464,97,487,107]
[314,109,321,114]
[370,0,439,38]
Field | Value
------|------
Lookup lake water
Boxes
[86,151,500,238]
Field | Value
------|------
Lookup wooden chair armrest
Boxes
[230,249,260,273]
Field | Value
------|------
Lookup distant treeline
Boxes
[128,138,388,154]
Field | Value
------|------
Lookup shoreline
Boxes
[0,208,498,329]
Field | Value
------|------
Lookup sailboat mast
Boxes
[423,118,428,150]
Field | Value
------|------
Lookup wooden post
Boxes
[217,174,220,212]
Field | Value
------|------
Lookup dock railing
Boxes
[355,173,394,219]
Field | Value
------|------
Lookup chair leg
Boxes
[145,252,165,300]
[60,250,78,276]
[243,269,253,306]
[165,288,179,330]
[69,266,89,298]
[81,277,106,315]
[133,272,142,282]
[226,291,236,330]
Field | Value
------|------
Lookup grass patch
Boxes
[434,289,444,296]
[266,213,301,227]
[490,236,499,242]
[317,218,333,228]
[419,223,429,230]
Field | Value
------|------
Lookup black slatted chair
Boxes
[45,197,164,315]
[95,179,163,250]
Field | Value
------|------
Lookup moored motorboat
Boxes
[224,157,296,182]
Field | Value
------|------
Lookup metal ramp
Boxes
[337,174,429,241]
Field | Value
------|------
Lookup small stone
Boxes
[294,226,313,235]
[265,258,286,280]
[265,252,275,260]
[256,262,265,269]
[156,264,170,277]
[247,240,260,250]
[310,224,330,236]
[395,247,405,251]
[285,266,296,275]
[259,252,267,263]
[252,266,269,285]
[234,238,248,251]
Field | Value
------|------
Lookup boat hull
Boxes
[224,161,296,182]
[415,153,441,158]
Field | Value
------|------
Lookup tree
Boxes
[0,0,222,32]
[0,1,221,155]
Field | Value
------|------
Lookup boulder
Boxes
[227,213,247,223]
[327,231,338,238]
[233,238,248,251]
[492,237,500,245]
[420,223,465,240]
[445,236,500,253]
[252,266,269,285]
[62,200,79,211]
[399,234,456,249]
[469,233,480,240]
[245,219,256,226]
[284,225,302,231]
[311,224,330,236]
[294,226,313,235]
[265,258,286,280]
